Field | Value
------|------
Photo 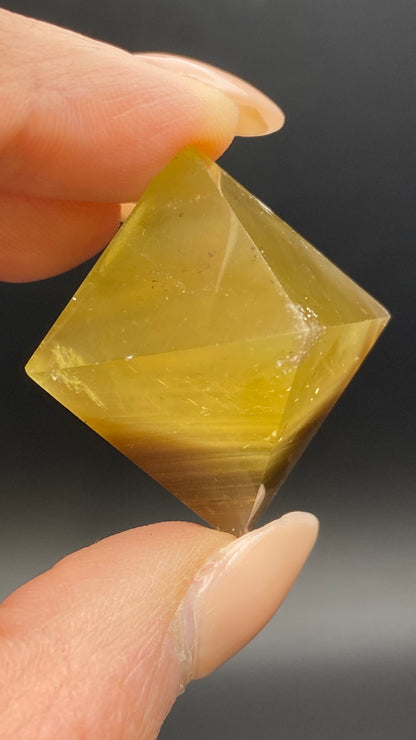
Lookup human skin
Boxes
[0,10,319,739]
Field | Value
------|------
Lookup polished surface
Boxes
[26,148,389,535]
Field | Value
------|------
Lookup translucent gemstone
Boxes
[26,148,389,535]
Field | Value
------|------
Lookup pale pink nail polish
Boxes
[180,512,319,680]
[139,53,285,137]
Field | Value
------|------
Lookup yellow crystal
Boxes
[26,148,389,535]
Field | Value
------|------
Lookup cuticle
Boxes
[173,527,271,685]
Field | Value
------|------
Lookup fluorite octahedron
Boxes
[26,148,389,535]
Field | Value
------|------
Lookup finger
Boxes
[0,10,284,204]
[0,193,120,282]
[137,53,285,137]
[0,514,318,740]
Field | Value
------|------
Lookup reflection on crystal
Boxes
[26,148,389,535]
[247,484,267,532]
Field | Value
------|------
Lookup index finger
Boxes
[0,10,284,204]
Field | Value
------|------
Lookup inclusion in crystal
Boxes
[26,148,389,535]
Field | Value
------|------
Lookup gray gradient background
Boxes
[1,1,415,738]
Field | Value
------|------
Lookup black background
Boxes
[1,1,415,738]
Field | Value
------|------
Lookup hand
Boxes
[0,10,318,740]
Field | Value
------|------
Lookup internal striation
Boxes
[26,148,389,535]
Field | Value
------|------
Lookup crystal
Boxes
[26,148,389,535]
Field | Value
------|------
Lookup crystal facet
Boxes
[26,148,389,535]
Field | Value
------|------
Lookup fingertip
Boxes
[278,510,320,538]
[182,512,318,679]
[0,13,284,205]
[0,14,241,203]
[177,72,240,159]
[139,53,285,138]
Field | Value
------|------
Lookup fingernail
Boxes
[181,511,319,680]
[139,53,285,137]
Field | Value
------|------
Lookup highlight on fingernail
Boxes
[177,512,318,680]
[139,53,285,137]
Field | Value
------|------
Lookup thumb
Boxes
[0,513,318,740]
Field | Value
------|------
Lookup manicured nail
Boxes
[181,511,319,680]
[139,53,285,137]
